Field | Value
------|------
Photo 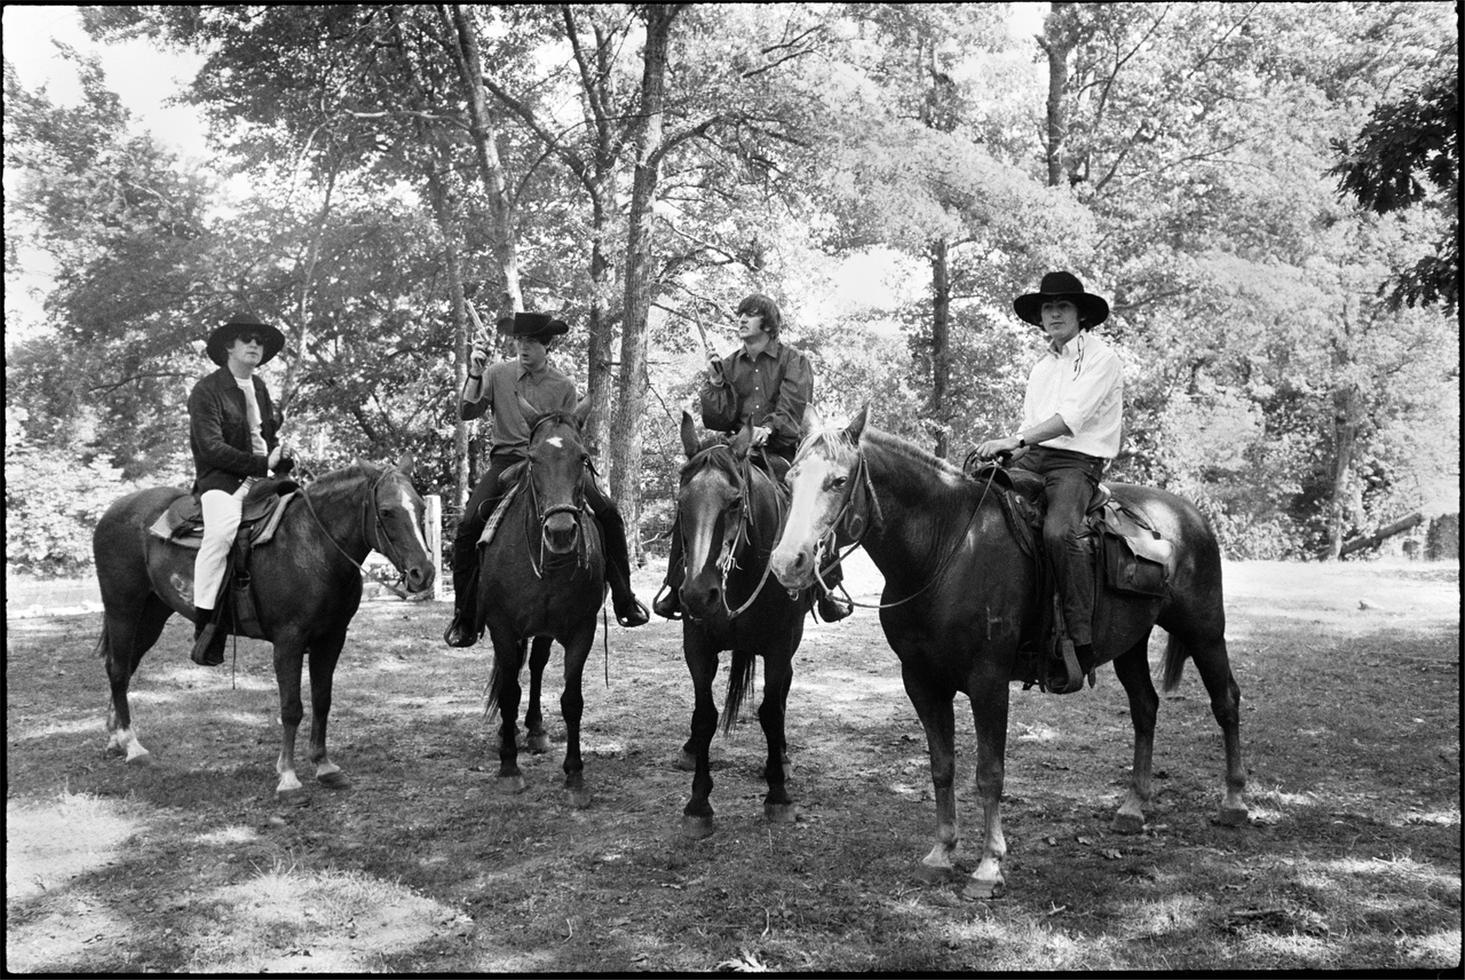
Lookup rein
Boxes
[298,469,415,598]
[811,446,1000,611]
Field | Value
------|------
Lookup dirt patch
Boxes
[6,558,1460,972]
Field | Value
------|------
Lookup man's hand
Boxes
[751,425,772,448]
[268,444,284,469]
[469,348,489,378]
[975,435,1022,460]
[705,351,724,384]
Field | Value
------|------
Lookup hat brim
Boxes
[207,322,286,366]
[498,318,569,341]
[1014,291,1109,327]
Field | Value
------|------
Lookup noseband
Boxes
[300,468,421,597]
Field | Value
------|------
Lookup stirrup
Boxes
[443,611,478,648]
[651,582,681,620]
[615,596,650,628]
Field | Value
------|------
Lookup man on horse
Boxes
[653,293,852,623]
[443,310,649,647]
[975,271,1124,673]
[188,312,294,666]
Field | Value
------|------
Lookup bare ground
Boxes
[6,557,1460,973]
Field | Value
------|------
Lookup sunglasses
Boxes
[235,333,265,345]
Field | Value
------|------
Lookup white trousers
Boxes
[193,484,249,610]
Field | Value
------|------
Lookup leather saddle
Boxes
[149,479,299,550]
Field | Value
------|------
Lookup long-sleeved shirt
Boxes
[461,359,577,456]
[1022,330,1123,459]
[699,339,813,457]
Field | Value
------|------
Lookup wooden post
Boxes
[425,494,446,601]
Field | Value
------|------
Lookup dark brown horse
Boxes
[769,408,1246,897]
[477,401,605,808]
[669,412,809,838]
[93,459,435,800]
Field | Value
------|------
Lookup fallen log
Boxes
[1339,511,1425,557]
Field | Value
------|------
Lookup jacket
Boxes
[188,366,281,494]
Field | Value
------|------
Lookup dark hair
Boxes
[735,293,782,341]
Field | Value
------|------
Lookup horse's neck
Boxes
[860,435,993,582]
[300,470,372,563]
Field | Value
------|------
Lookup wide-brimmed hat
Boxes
[496,311,569,341]
[206,312,286,366]
[1013,271,1110,328]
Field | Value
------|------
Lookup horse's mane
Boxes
[679,437,741,483]
[305,462,381,507]
[800,424,965,491]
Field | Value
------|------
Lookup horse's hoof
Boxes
[1215,804,1249,827]
[764,802,799,824]
[277,788,310,808]
[317,770,351,790]
[914,863,954,885]
[675,751,696,772]
[497,774,527,794]
[681,814,715,840]
[527,733,551,754]
[566,787,593,809]
[963,877,1003,900]
[124,750,155,767]
[1112,811,1145,834]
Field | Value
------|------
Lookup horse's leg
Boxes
[964,668,1010,899]
[487,625,527,793]
[306,629,350,790]
[759,646,797,824]
[680,631,719,838]
[1185,633,1248,825]
[271,631,310,803]
[524,636,553,753]
[1110,631,1158,833]
[558,621,596,809]
[102,597,172,765]
[900,661,962,883]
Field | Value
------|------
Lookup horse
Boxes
[93,457,436,801]
[769,407,1246,898]
[476,400,606,808]
[668,412,809,838]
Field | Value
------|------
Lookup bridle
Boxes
[803,440,998,611]
[299,467,419,597]
[678,443,777,619]
[523,414,591,578]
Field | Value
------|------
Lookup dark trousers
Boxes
[1012,446,1104,646]
[452,451,636,611]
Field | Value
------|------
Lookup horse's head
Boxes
[672,411,756,621]
[523,396,593,557]
[367,454,436,595]
[771,404,872,591]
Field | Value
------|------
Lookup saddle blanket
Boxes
[148,489,297,550]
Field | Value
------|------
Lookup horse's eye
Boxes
[829,476,848,491]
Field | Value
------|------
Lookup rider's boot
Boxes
[443,559,480,647]
[652,530,684,620]
[190,606,227,666]
[603,523,649,628]
[815,587,853,622]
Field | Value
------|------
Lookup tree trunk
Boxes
[608,4,680,562]
[1041,1,1074,188]
[446,4,522,320]
[1324,382,1364,559]
[929,236,951,458]
[584,196,616,461]
[424,156,472,510]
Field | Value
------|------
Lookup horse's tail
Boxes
[720,650,758,735]
[483,662,504,725]
[94,621,110,660]
[1161,632,1188,692]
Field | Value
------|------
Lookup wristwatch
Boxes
[1016,436,1026,448]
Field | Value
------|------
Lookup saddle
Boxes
[967,463,1173,693]
[149,479,299,641]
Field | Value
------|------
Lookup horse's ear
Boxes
[846,404,869,443]
[517,393,539,426]
[803,404,822,436]
[573,396,594,429]
[679,410,699,458]
[730,419,754,458]
[395,453,416,475]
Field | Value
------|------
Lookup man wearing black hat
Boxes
[188,312,293,666]
[443,310,649,647]
[975,272,1124,678]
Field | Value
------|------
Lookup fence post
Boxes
[425,494,446,602]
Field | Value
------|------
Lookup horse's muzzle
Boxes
[543,511,580,555]
[769,544,816,591]
[403,563,435,595]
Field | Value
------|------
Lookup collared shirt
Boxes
[1022,330,1123,460]
[699,338,813,455]
[235,376,269,456]
[461,359,577,455]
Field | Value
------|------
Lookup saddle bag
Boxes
[1102,532,1168,597]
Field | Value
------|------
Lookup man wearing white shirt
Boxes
[976,272,1123,668]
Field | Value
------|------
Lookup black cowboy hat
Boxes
[206,312,286,366]
[1013,271,1110,328]
[496,311,570,341]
